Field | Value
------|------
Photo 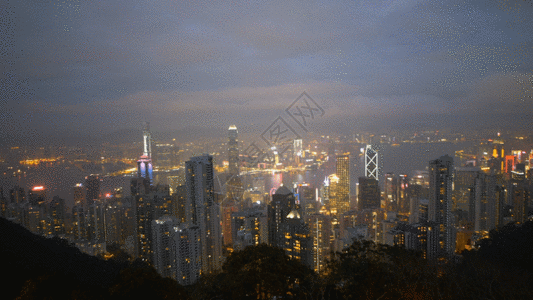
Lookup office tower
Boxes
[267,185,296,248]
[294,139,303,164]
[297,183,316,219]
[87,201,105,242]
[509,179,528,224]
[336,154,350,217]
[231,210,267,251]
[73,183,86,208]
[152,216,179,279]
[48,196,66,235]
[154,143,176,169]
[473,173,489,231]
[365,145,379,180]
[228,125,239,176]
[397,174,409,215]
[85,175,100,207]
[27,186,48,235]
[428,155,456,261]
[454,167,480,213]
[226,126,242,204]
[280,209,313,268]
[358,177,380,210]
[72,204,86,241]
[512,163,526,181]
[384,173,397,211]
[306,213,332,273]
[326,174,339,221]
[28,186,47,205]
[143,121,152,158]
[222,199,238,246]
[185,154,222,274]
[132,177,153,262]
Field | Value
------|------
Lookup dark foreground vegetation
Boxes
[2,217,533,299]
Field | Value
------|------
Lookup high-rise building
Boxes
[454,167,480,213]
[365,145,379,180]
[280,209,313,268]
[48,196,66,236]
[296,183,316,219]
[336,154,350,217]
[85,175,100,207]
[185,154,222,274]
[73,183,86,208]
[228,125,239,176]
[137,155,153,183]
[358,177,380,210]
[306,213,332,273]
[173,224,201,285]
[397,174,409,215]
[428,155,456,261]
[143,121,152,158]
[268,185,296,248]
[384,173,397,211]
[152,216,179,279]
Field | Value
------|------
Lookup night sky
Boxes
[2,0,533,143]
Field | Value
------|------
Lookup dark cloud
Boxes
[2,0,532,142]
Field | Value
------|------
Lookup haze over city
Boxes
[2,0,532,146]
[1,1,533,299]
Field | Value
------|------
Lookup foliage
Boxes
[190,244,319,299]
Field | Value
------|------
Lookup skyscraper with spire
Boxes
[143,121,152,158]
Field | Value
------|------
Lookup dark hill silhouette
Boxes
[1,217,187,300]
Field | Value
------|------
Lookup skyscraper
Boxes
[358,177,380,210]
[365,145,379,180]
[143,121,152,158]
[268,185,296,248]
[85,175,100,207]
[185,154,222,274]
[336,153,350,217]
[428,155,456,261]
[228,125,239,177]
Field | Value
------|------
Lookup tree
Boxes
[194,244,319,299]
[324,240,429,300]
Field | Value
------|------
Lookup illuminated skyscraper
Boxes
[48,196,66,236]
[281,209,313,268]
[428,155,456,261]
[137,155,153,183]
[228,125,239,176]
[306,213,332,273]
[143,121,152,158]
[384,173,397,211]
[397,174,409,215]
[365,145,379,180]
[294,139,303,164]
[336,154,350,217]
[185,154,222,274]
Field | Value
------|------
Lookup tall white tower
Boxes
[143,122,152,158]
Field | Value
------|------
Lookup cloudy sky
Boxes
[2,0,532,143]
